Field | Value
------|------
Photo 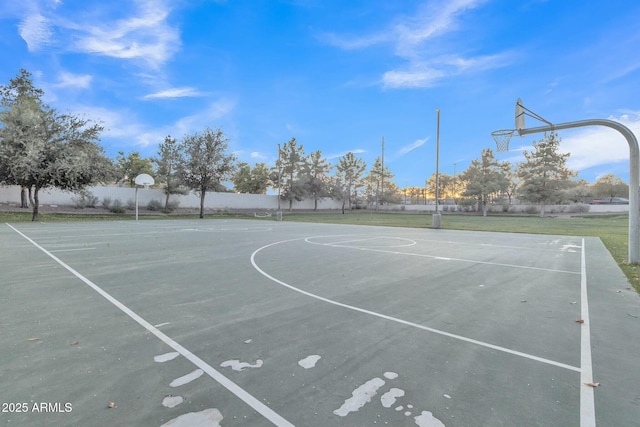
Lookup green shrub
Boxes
[108,199,125,214]
[147,199,163,211]
[72,192,99,209]
[102,197,112,209]
[568,204,590,213]
[126,199,136,210]
[72,196,87,209]
[163,199,180,213]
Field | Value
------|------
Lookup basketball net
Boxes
[491,129,515,152]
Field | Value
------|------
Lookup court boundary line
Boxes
[580,238,596,426]
[5,223,294,427]
[251,237,581,373]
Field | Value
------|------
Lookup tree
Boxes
[0,69,46,208]
[565,179,592,204]
[116,151,154,187]
[517,132,577,217]
[0,93,113,221]
[364,157,395,208]
[277,138,307,211]
[425,173,455,203]
[327,174,348,213]
[335,152,367,210]
[303,150,331,211]
[232,162,271,194]
[179,127,236,218]
[154,135,186,211]
[591,174,628,202]
[460,148,510,216]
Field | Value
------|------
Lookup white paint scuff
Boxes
[414,410,446,427]
[170,369,204,387]
[333,377,385,417]
[383,371,398,379]
[298,355,321,369]
[160,408,223,427]
[220,359,264,371]
[381,388,405,408]
[162,395,184,408]
[154,352,180,363]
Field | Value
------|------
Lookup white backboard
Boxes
[515,98,525,132]
[134,173,155,187]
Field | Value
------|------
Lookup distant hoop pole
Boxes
[519,119,639,264]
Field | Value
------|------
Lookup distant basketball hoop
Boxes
[134,174,155,221]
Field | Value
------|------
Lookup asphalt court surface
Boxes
[1,219,640,426]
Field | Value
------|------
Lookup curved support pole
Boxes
[519,119,639,264]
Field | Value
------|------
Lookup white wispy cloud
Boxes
[53,71,93,89]
[71,1,180,68]
[143,87,204,99]
[382,69,444,89]
[562,113,640,171]
[322,32,390,50]
[12,0,181,68]
[324,0,506,89]
[18,13,53,51]
[327,149,366,160]
[71,97,236,151]
[250,151,268,160]
[382,53,511,89]
[173,99,236,137]
[393,0,485,58]
[398,137,429,156]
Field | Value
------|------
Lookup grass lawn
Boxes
[1,209,638,293]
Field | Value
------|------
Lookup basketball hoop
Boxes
[491,129,515,152]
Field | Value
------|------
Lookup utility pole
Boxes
[432,109,442,228]
[276,143,282,220]
[381,136,384,209]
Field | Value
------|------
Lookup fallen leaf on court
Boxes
[575,319,585,324]
[70,341,79,346]
[26,338,42,341]
[107,402,116,408]
[628,313,639,318]
[585,382,600,387]
[569,301,577,305]
[520,300,527,303]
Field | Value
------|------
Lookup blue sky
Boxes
[1,0,640,187]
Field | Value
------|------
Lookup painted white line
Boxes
[6,223,294,427]
[251,238,581,373]
[49,247,96,253]
[317,235,417,248]
[324,236,383,245]
[306,238,580,275]
[580,238,596,427]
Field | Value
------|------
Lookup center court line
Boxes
[6,223,294,427]
[251,238,581,373]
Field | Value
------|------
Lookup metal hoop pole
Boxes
[520,119,639,264]
[435,109,440,213]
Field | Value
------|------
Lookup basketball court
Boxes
[2,218,639,426]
